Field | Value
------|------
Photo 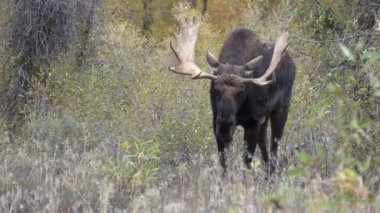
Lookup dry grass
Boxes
[0,105,377,212]
[0,1,379,213]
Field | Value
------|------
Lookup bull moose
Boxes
[168,18,296,171]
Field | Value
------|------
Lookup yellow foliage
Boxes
[333,168,361,190]
[250,159,261,170]
[308,199,324,213]
[206,0,251,31]
[120,141,131,151]
[332,168,369,199]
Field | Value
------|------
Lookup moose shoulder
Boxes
[168,18,296,171]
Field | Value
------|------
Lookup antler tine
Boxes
[241,31,290,85]
[169,41,181,63]
[168,16,217,80]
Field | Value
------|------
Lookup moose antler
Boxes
[168,17,290,86]
[168,17,217,80]
[239,31,290,85]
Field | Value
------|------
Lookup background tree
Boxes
[142,0,153,33]
[188,0,208,16]
[3,0,99,136]
[75,0,101,70]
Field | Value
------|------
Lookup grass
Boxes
[0,92,377,212]
[0,2,379,212]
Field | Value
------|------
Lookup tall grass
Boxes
[0,1,379,212]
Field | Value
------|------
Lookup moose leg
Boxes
[258,118,269,163]
[217,140,229,169]
[270,105,290,157]
[243,125,260,168]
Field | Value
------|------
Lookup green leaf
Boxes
[339,43,355,61]
[362,50,380,60]
[373,203,380,213]
[355,40,365,52]
[296,150,311,165]
[315,143,327,156]
[356,157,371,173]
[375,90,380,97]
[285,167,306,177]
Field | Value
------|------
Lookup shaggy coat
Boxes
[208,29,296,169]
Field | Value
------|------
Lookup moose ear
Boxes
[206,51,220,68]
[243,55,263,71]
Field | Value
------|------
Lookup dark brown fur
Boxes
[208,29,296,170]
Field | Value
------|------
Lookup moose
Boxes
[168,18,296,171]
